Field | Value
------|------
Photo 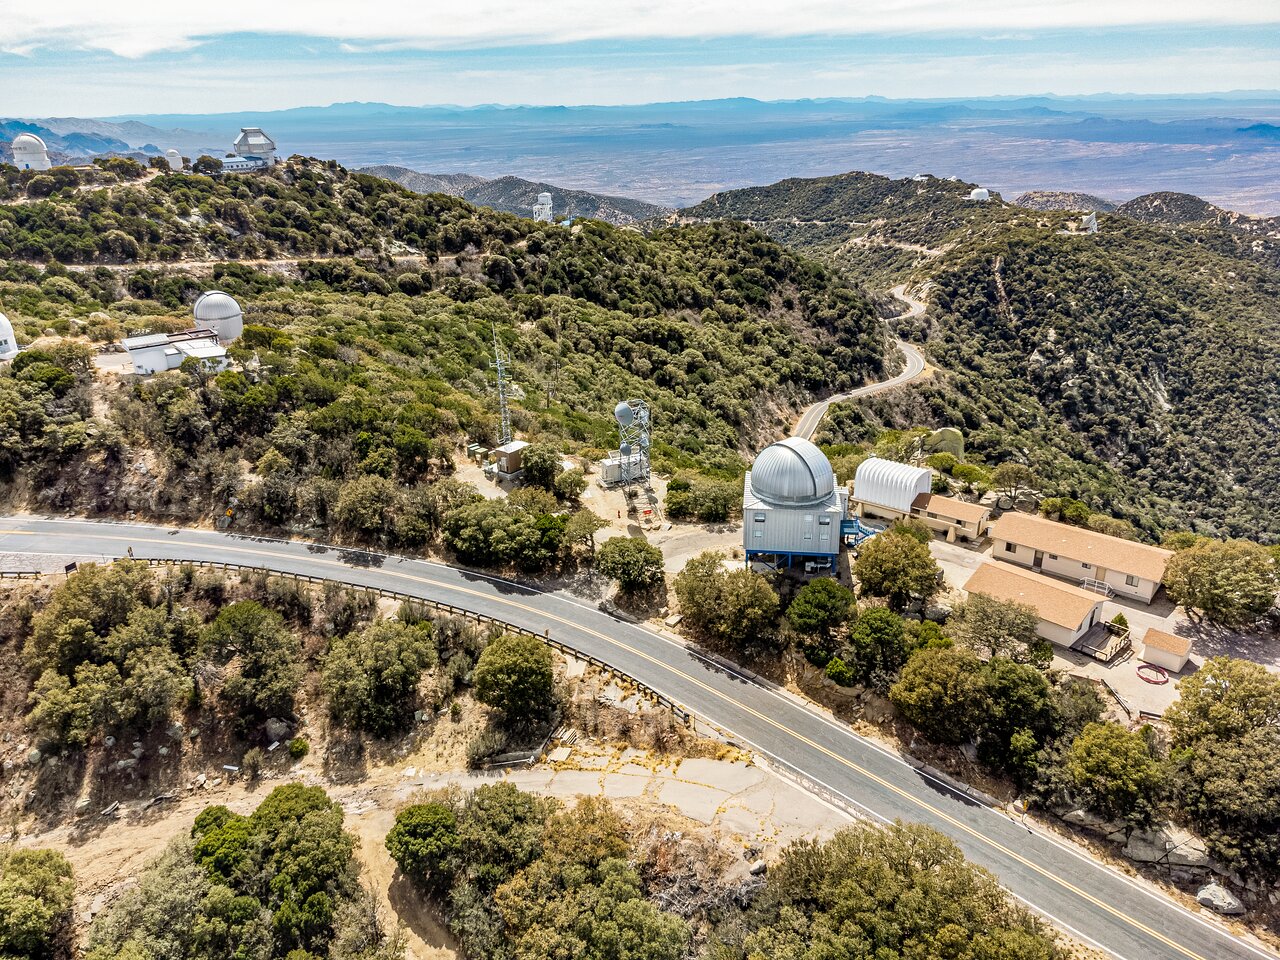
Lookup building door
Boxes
[1033,550,1044,570]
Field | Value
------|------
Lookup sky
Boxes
[2,0,1279,116]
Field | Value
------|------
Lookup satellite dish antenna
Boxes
[620,442,631,456]
[614,401,634,426]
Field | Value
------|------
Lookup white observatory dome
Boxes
[11,133,52,172]
[0,311,18,360]
[193,290,244,342]
[968,187,990,201]
[748,437,836,506]
[165,149,183,171]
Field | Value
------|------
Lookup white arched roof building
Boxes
[11,133,51,172]
[193,290,244,342]
[0,311,19,360]
[852,457,931,513]
[743,437,845,570]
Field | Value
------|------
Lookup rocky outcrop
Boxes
[1197,882,1246,915]
[1123,824,1212,868]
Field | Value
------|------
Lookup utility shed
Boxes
[1141,628,1192,673]
[490,440,529,480]
[964,561,1104,648]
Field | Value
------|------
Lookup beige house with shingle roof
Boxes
[964,561,1106,647]
[988,512,1172,603]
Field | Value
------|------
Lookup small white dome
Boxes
[968,187,990,201]
[749,437,836,506]
[193,290,243,342]
[0,311,18,361]
[165,149,183,171]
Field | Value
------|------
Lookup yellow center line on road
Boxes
[24,529,1212,960]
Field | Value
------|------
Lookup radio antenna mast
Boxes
[491,325,513,446]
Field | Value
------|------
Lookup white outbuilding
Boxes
[123,329,227,376]
[11,133,52,171]
[193,290,244,342]
[968,187,990,201]
[0,311,19,361]
[852,457,931,514]
[743,436,846,571]
[165,149,184,172]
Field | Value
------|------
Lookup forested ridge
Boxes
[0,157,889,537]
[684,171,1280,540]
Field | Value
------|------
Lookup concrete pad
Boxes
[600,772,650,800]
[656,779,726,823]
[676,758,764,794]
[544,769,606,797]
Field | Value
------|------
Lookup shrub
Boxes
[825,656,856,687]
[386,803,461,891]
[595,536,665,592]
[323,620,437,736]
[287,737,309,760]
[473,633,555,729]
[0,849,75,960]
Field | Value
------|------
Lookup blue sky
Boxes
[3,1,1278,116]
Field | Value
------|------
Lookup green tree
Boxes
[1165,656,1280,749]
[563,508,609,557]
[785,578,855,639]
[722,822,1065,960]
[192,155,223,175]
[853,530,940,610]
[0,849,75,960]
[519,443,561,491]
[673,552,780,651]
[992,462,1037,500]
[1178,728,1280,873]
[1163,539,1279,626]
[386,803,461,891]
[473,633,555,729]
[595,536,665,592]
[979,657,1058,780]
[1067,722,1165,824]
[553,467,587,501]
[889,647,988,745]
[949,592,1042,662]
[201,601,303,723]
[848,606,908,689]
[334,474,401,540]
[323,620,437,736]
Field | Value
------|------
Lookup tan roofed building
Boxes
[849,457,990,542]
[1141,628,1192,673]
[964,561,1106,648]
[989,512,1171,603]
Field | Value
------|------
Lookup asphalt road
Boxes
[793,287,929,440]
[0,517,1271,960]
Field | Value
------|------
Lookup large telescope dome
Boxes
[748,436,836,506]
[193,290,244,342]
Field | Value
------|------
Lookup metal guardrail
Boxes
[1102,678,1134,720]
[0,570,42,579]
[144,558,693,729]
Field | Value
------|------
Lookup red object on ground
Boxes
[1137,663,1169,685]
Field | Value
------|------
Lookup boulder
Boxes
[25,748,41,766]
[1197,882,1245,915]
[265,718,291,743]
[1061,808,1128,838]
[1124,824,1211,868]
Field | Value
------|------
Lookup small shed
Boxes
[1141,628,1192,673]
[491,440,529,479]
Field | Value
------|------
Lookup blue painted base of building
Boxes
[746,550,840,572]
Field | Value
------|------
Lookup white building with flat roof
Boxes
[123,329,227,376]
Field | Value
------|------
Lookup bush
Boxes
[0,849,75,960]
[785,577,855,639]
[853,530,941,610]
[241,746,264,781]
[287,737,309,760]
[595,536,665,592]
[386,803,461,891]
[673,551,780,651]
[473,634,555,729]
[323,620,437,736]
[1067,722,1164,825]
[824,656,856,687]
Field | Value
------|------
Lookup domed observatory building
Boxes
[193,290,244,342]
[742,437,846,572]
[0,311,20,361]
[11,133,52,171]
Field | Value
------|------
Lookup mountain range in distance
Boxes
[358,166,671,225]
[4,94,1279,214]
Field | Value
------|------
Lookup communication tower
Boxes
[491,325,513,445]
[613,399,652,488]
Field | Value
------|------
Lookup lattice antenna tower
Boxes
[614,398,652,488]
[491,325,513,445]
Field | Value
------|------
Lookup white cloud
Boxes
[1,0,1277,58]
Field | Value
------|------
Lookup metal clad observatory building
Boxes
[193,290,244,342]
[743,437,845,570]
[0,311,20,361]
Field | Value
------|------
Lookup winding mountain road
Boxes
[793,285,929,440]
[0,516,1272,960]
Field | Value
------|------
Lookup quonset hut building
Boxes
[743,437,845,571]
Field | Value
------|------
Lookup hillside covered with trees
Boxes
[0,157,889,539]
[685,171,1280,541]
